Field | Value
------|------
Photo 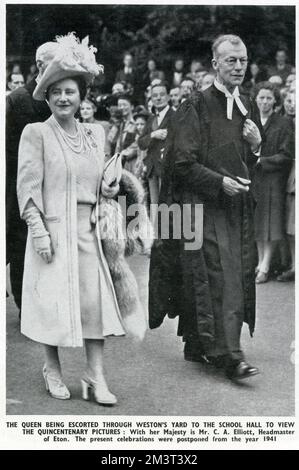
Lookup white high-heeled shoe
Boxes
[42,365,71,400]
[81,376,117,406]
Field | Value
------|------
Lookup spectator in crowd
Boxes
[267,48,293,84]
[112,81,126,95]
[132,106,150,180]
[243,61,268,93]
[6,72,25,94]
[252,82,293,284]
[277,90,295,282]
[80,97,111,156]
[26,64,38,84]
[285,73,296,90]
[115,52,136,88]
[186,59,204,81]
[194,70,209,88]
[108,94,137,170]
[180,77,196,102]
[144,59,165,87]
[11,62,22,74]
[169,57,185,88]
[268,75,283,87]
[6,41,59,315]
[138,82,175,222]
[169,86,181,111]
[201,72,215,90]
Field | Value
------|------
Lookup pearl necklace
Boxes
[53,117,87,154]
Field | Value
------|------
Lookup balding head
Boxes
[35,42,59,80]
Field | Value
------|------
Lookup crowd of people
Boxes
[10,46,292,284]
[5,33,295,404]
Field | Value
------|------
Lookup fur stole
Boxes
[98,169,154,341]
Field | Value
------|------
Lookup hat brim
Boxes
[33,59,93,101]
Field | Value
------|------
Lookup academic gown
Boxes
[148,85,261,360]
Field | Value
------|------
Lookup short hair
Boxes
[46,75,87,101]
[253,81,281,105]
[35,42,58,63]
[123,51,133,59]
[212,34,244,59]
[81,96,97,109]
[117,93,134,105]
[151,81,169,94]
[276,48,288,55]
[180,76,196,85]
[7,72,24,83]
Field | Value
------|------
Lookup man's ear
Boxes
[211,58,218,72]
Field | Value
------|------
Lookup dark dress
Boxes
[149,85,261,362]
[252,113,293,241]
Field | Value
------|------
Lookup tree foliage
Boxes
[7,4,295,81]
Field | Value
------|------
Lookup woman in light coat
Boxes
[17,34,130,405]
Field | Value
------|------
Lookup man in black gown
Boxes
[149,35,262,380]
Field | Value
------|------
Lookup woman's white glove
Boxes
[32,235,54,264]
[23,199,54,264]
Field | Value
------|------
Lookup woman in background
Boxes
[80,96,111,156]
[252,81,293,283]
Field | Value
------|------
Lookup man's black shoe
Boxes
[226,361,259,380]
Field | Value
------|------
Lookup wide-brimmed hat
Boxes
[33,32,104,101]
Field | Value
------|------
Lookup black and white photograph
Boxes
[2,0,297,451]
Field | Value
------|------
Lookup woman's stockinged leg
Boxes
[83,339,117,405]
[43,344,70,399]
[44,344,61,373]
[259,240,278,273]
[84,339,105,381]
[256,241,264,271]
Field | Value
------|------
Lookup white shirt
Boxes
[156,105,170,126]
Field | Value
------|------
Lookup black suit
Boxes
[138,106,175,179]
[6,78,51,310]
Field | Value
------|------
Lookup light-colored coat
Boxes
[17,117,120,347]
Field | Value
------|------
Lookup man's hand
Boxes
[222,176,250,196]
[242,119,261,151]
[151,129,168,140]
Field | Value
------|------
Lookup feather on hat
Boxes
[33,32,104,101]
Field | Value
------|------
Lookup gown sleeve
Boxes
[172,100,224,200]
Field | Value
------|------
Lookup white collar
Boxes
[156,105,170,121]
[214,79,248,120]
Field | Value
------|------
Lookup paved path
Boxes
[6,255,295,416]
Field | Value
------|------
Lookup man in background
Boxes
[6,72,25,95]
